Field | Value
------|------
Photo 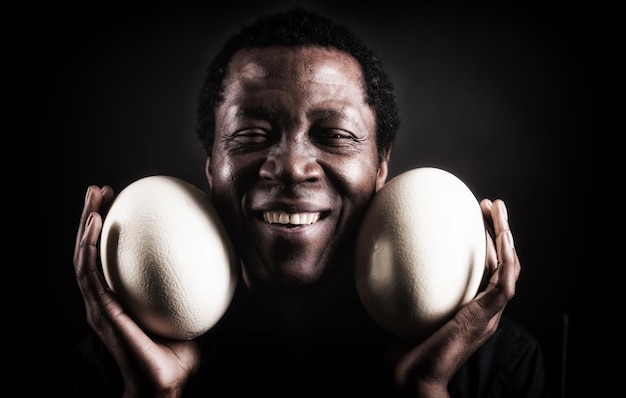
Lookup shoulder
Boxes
[489,316,543,354]
[71,330,124,397]
[470,316,546,375]
[449,316,552,398]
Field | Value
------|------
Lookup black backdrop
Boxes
[27,1,606,396]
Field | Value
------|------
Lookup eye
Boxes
[223,128,274,152]
[232,129,270,145]
[315,129,359,147]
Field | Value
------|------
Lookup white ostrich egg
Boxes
[355,167,487,340]
[100,175,239,340]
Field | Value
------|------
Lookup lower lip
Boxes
[264,221,319,232]
[257,217,326,242]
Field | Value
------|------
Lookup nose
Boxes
[259,138,323,184]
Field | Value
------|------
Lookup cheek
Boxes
[212,167,231,188]
[336,158,380,199]
[209,155,237,204]
[208,157,243,240]
[210,153,261,205]
[210,150,238,186]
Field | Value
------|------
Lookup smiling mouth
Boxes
[263,211,321,225]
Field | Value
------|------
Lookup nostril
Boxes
[259,158,277,180]
[259,154,322,183]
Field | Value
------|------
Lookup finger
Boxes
[480,199,498,272]
[73,186,114,265]
[476,200,520,310]
[74,186,115,300]
[492,199,520,291]
[76,208,150,354]
[74,186,101,265]
[480,198,494,237]
[75,209,108,302]
[72,185,127,331]
[491,199,510,238]
[77,211,139,322]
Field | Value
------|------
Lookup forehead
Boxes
[225,46,366,90]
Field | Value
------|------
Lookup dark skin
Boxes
[74,46,520,397]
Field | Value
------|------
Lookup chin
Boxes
[244,262,331,291]
[273,267,326,287]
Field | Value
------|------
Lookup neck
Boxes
[240,258,359,330]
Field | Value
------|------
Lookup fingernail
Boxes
[85,187,91,202]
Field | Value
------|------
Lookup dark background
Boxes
[27,1,606,396]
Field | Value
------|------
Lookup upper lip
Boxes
[252,198,330,214]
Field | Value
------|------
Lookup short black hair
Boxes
[196,7,400,161]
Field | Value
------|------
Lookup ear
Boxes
[205,157,213,190]
[375,146,392,191]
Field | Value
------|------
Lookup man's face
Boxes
[206,46,389,289]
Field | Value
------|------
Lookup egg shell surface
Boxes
[100,175,239,340]
[355,167,487,340]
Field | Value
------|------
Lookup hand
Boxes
[390,199,520,397]
[73,185,201,397]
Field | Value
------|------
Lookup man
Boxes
[73,7,551,397]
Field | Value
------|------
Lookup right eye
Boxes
[223,127,276,153]
[231,129,270,145]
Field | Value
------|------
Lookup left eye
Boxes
[316,130,356,145]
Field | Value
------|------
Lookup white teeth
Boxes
[263,211,320,225]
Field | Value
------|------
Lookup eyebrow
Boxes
[234,105,363,131]
[236,106,355,121]
[309,108,359,126]
[236,105,277,120]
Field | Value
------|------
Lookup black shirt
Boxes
[72,282,552,397]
